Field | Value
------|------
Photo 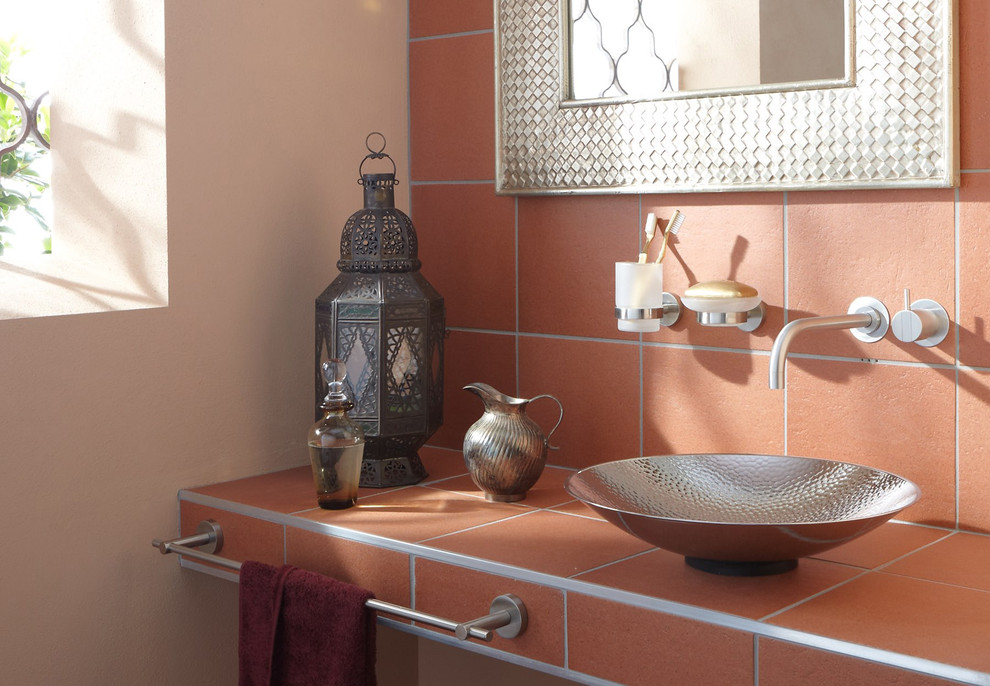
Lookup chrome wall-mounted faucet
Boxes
[769,297,890,390]
[890,288,950,347]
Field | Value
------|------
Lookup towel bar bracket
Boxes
[152,519,529,643]
[454,594,527,641]
[153,519,223,556]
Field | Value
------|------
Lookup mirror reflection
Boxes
[568,0,848,101]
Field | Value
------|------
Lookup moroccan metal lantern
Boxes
[315,133,445,487]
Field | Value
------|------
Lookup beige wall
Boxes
[678,0,761,91]
[0,0,409,682]
[760,0,846,85]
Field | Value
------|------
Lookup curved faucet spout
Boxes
[769,314,873,389]
[769,298,890,390]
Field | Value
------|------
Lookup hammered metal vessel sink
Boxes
[565,454,920,576]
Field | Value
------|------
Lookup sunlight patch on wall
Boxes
[0,0,167,319]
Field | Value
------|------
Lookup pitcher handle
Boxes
[529,394,564,451]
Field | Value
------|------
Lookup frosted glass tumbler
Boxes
[615,261,663,332]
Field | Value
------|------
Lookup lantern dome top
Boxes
[338,133,421,274]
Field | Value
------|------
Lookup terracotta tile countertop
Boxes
[177,447,990,686]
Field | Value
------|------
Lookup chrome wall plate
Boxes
[848,297,890,343]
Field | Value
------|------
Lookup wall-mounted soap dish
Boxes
[681,280,765,332]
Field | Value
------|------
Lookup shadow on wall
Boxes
[0,113,167,312]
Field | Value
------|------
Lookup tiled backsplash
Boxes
[408,0,990,533]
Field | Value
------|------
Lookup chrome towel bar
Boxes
[152,520,528,643]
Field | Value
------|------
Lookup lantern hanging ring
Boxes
[358,131,398,185]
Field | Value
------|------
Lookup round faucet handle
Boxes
[891,294,949,347]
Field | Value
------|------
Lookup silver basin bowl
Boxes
[565,454,920,575]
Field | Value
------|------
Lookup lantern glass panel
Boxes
[337,323,379,417]
[386,325,423,414]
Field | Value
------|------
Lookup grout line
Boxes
[416,509,536,544]
[515,196,520,395]
[405,0,412,195]
[762,528,965,624]
[420,444,465,455]
[449,325,970,372]
[753,634,760,686]
[408,28,493,42]
[958,363,990,373]
[781,190,790,319]
[954,184,961,529]
[639,334,646,456]
[758,569,872,622]
[887,517,967,533]
[638,196,646,457]
[419,472,469,487]
[782,190,789,455]
[636,193,645,243]
[875,573,990,597]
[384,617,620,686]
[873,530,958,573]
[546,507,610,523]
[352,483,420,504]
[409,179,495,185]
[562,590,569,670]
[447,326,519,337]
[565,547,657,579]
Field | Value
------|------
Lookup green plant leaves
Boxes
[0,34,50,253]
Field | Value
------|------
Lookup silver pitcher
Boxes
[462,383,563,502]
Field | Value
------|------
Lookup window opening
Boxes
[1,5,52,257]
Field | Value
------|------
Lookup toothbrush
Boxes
[637,213,658,264]
[655,210,685,264]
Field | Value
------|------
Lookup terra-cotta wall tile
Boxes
[285,527,411,607]
[567,594,754,685]
[426,509,654,577]
[786,188,956,364]
[189,466,315,515]
[409,34,494,182]
[958,173,990,367]
[518,194,640,340]
[811,521,948,569]
[573,548,859,620]
[180,503,284,568]
[425,465,575,509]
[640,192,785,350]
[431,330,517,450]
[519,336,640,468]
[768,572,990,673]
[959,0,990,170]
[643,346,785,456]
[409,0,492,38]
[414,559,566,666]
[410,19,990,682]
[758,638,958,686]
[882,531,990,591]
[786,359,956,527]
[959,367,990,532]
[299,486,525,542]
[412,183,516,331]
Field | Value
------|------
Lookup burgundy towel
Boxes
[239,561,377,686]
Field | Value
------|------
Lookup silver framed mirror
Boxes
[494,0,958,195]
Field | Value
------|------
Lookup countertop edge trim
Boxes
[176,490,990,685]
